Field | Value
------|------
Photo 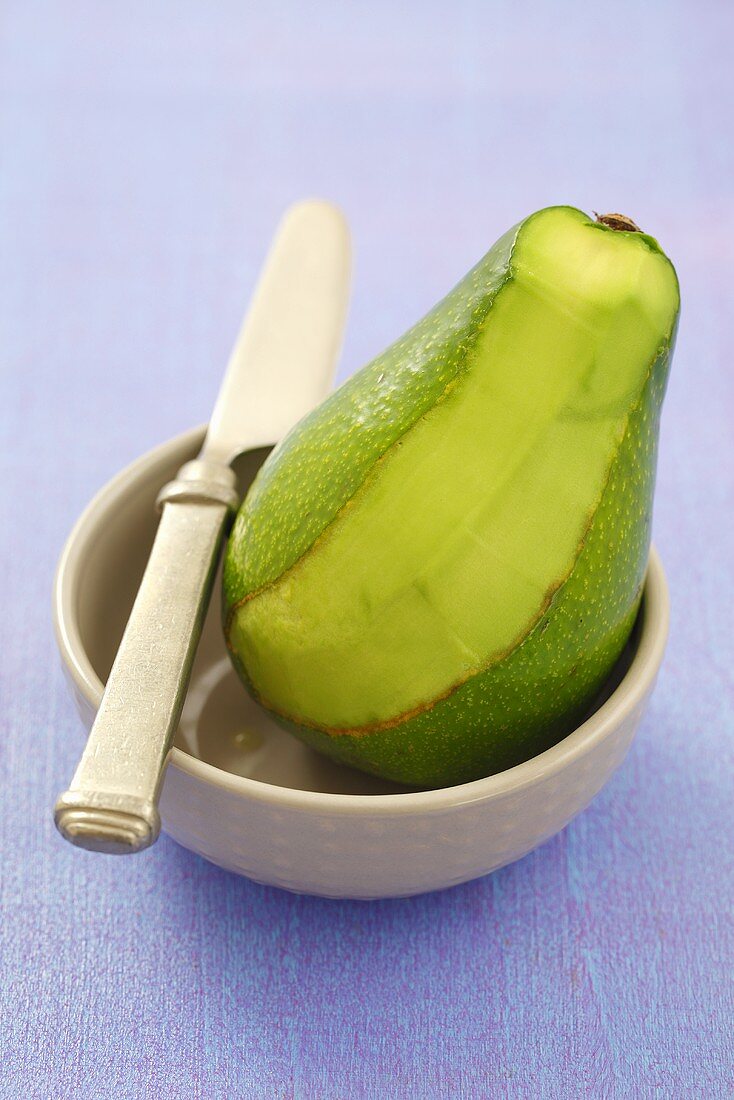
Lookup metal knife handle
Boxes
[54,459,239,854]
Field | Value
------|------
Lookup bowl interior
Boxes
[71,430,638,798]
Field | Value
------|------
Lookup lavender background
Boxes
[1,2,733,1096]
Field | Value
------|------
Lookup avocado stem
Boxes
[594,212,642,233]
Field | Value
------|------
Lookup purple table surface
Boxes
[1,2,732,1097]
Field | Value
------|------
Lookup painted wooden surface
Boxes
[1,2,732,1096]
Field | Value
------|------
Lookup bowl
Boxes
[54,426,669,899]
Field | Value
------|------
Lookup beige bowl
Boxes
[54,426,669,898]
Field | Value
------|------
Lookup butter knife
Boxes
[54,200,351,854]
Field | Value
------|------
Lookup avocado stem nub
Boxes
[594,212,643,233]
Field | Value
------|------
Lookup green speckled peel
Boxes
[223,206,679,787]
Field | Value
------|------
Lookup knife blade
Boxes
[54,200,351,855]
[206,200,350,462]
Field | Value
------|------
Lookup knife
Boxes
[54,200,351,855]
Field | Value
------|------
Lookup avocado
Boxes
[223,206,679,787]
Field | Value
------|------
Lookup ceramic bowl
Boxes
[54,426,669,899]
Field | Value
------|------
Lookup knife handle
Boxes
[54,459,239,854]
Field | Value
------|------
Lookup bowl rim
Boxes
[54,424,670,816]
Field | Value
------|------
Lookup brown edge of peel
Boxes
[224,492,600,738]
[594,212,643,233]
[234,566,572,736]
[228,334,670,741]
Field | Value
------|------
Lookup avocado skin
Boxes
[267,340,674,787]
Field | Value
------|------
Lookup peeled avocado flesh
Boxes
[223,206,679,787]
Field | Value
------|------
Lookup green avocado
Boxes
[223,206,679,787]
